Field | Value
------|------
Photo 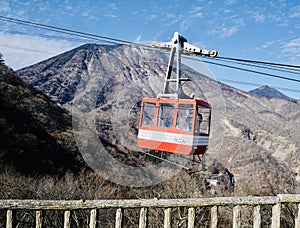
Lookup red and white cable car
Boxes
[138,98,211,156]
[138,32,217,163]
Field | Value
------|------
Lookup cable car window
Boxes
[158,103,175,128]
[141,102,156,126]
[196,105,210,134]
[176,104,194,132]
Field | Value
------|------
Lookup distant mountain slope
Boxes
[249,85,290,99]
[17,44,300,194]
[17,44,120,105]
[0,63,87,175]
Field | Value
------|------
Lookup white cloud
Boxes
[0,2,11,13]
[257,37,300,65]
[0,32,76,70]
[179,7,204,32]
[102,2,119,19]
[224,0,237,5]
[166,12,176,19]
[194,12,203,18]
[107,3,118,11]
[220,26,238,38]
[282,37,300,54]
[189,6,202,14]
[289,5,300,18]
[103,12,118,19]
[224,9,232,13]
[280,38,300,64]
[145,14,157,21]
[253,13,266,23]
[209,24,239,38]
[65,5,73,11]
[259,40,276,49]
[135,34,142,42]
[81,6,101,20]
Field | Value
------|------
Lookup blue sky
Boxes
[0,0,299,98]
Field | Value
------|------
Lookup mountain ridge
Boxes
[249,85,291,99]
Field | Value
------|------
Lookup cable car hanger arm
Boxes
[151,32,218,57]
[150,32,218,99]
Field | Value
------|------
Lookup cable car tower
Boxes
[152,32,217,99]
[138,32,217,173]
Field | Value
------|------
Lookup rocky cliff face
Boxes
[17,44,300,194]
[220,84,299,194]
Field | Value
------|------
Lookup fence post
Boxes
[295,203,300,228]
[36,210,42,228]
[164,208,172,228]
[6,209,13,228]
[188,207,195,228]
[64,210,71,228]
[115,208,123,228]
[89,209,97,228]
[210,206,218,228]
[271,203,280,228]
[253,205,261,228]
[233,205,241,228]
[139,207,148,228]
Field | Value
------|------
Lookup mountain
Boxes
[0,62,87,175]
[17,44,300,195]
[249,85,290,99]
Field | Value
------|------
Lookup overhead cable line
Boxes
[0,16,124,45]
[215,56,300,70]
[1,15,300,84]
[0,43,54,54]
[0,15,148,47]
[0,29,97,43]
[2,15,295,68]
[4,40,299,94]
[210,57,300,75]
[192,57,300,83]
[1,15,299,70]
[217,78,300,94]
[0,15,159,55]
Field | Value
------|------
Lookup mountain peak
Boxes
[249,85,290,99]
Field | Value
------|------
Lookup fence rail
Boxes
[1,194,300,227]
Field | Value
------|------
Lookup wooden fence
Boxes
[1,194,300,227]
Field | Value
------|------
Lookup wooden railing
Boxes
[1,194,300,227]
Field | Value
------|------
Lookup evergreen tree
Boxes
[0,53,4,66]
